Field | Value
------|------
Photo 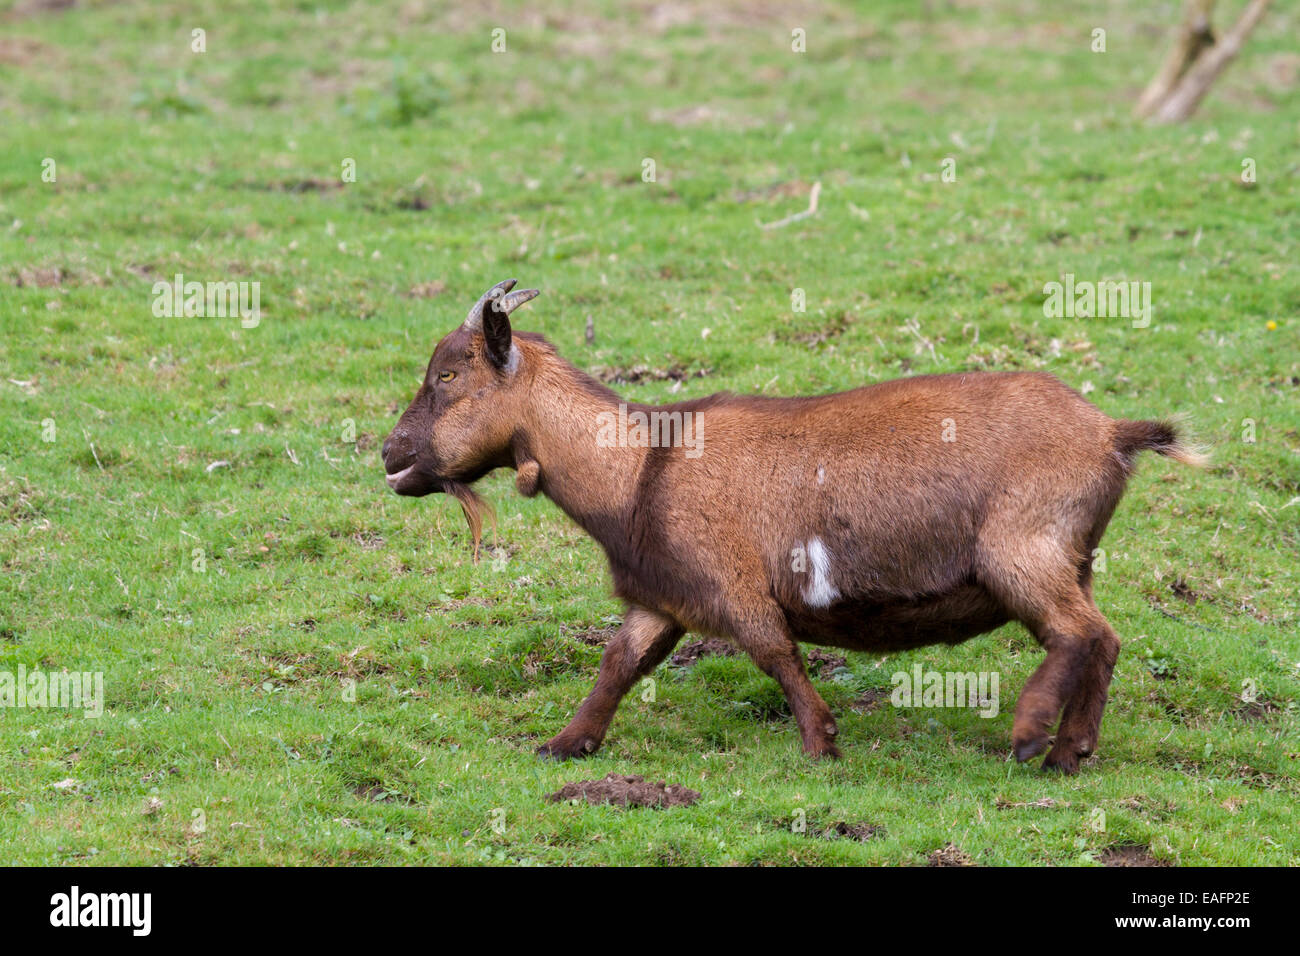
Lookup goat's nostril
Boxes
[381,437,393,461]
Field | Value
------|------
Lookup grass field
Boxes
[0,0,1297,866]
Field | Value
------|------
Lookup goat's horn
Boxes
[492,288,540,315]
[463,278,517,332]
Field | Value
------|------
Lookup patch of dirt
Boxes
[547,773,699,808]
[1264,52,1300,91]
[1100,844,1169,868]
[1142,655,1178,681]
[302,59,387,98]
[1169,577,1200,605]
[806,648,847,679]
[851,687,889,713]
[928,843,975,867]
[437,596,492,611]
[352,784,414,804]
[124,263,161,282]
[334,647,394,680]
[811,820,883,842]
[1117,795,1177,821]
[778,311,854,347]
[1232,764,1282,790]
[671,638,737,666]
[591,363,711,384]
[0,35,52,66]
[405,280,447,299]
[7,265,103,288]
[350,530,385,551]
[5,0,78,20]
[567,625,617,646]
[522,649,567,679]
[393,192,430,211]
[1235,699,1280,721]
[249,178,344,193]
[995,797,1060,810]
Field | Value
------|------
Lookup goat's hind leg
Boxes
[1043,617,1120,773]
[979,533,1104,771]
[1009,598,1105,770]
[538,606,683,760]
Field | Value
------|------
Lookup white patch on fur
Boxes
[816,465,826,485]
[504,343,522,375]
[802,537,840,608]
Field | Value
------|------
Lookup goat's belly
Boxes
[782,586,1010,652]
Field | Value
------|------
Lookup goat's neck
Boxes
[515,360,646,546]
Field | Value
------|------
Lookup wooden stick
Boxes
[758,182,822,230]
[1149,0,1273,123]
[1136,0,1217,119]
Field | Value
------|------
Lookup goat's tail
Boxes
[1114,418,1210,468]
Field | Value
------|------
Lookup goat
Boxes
[382,279,1205,773]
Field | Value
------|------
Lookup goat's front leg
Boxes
[538,606,684,760]
[734,607,840,759]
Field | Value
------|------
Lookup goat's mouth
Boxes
[384,462,442,497]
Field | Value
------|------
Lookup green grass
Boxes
[0,0,1297,865]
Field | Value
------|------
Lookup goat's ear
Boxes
[483,299,513,369]
[482,288,539,370]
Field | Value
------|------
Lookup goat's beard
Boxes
[443,479,495,563]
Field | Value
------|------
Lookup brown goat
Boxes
[382,279,1205,773]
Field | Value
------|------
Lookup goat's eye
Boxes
[438,370,456,383]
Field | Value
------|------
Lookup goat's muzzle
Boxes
[381,434,441,497]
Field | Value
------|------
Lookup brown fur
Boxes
[382,281,1206,772]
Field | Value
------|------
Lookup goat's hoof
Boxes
[537,734,600,761]
[805,740,842,760]
[1042,740,1088,774]
[1012,733,1050,764]
[1041,748,1080,774]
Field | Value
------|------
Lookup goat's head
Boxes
[382,280,539,543]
